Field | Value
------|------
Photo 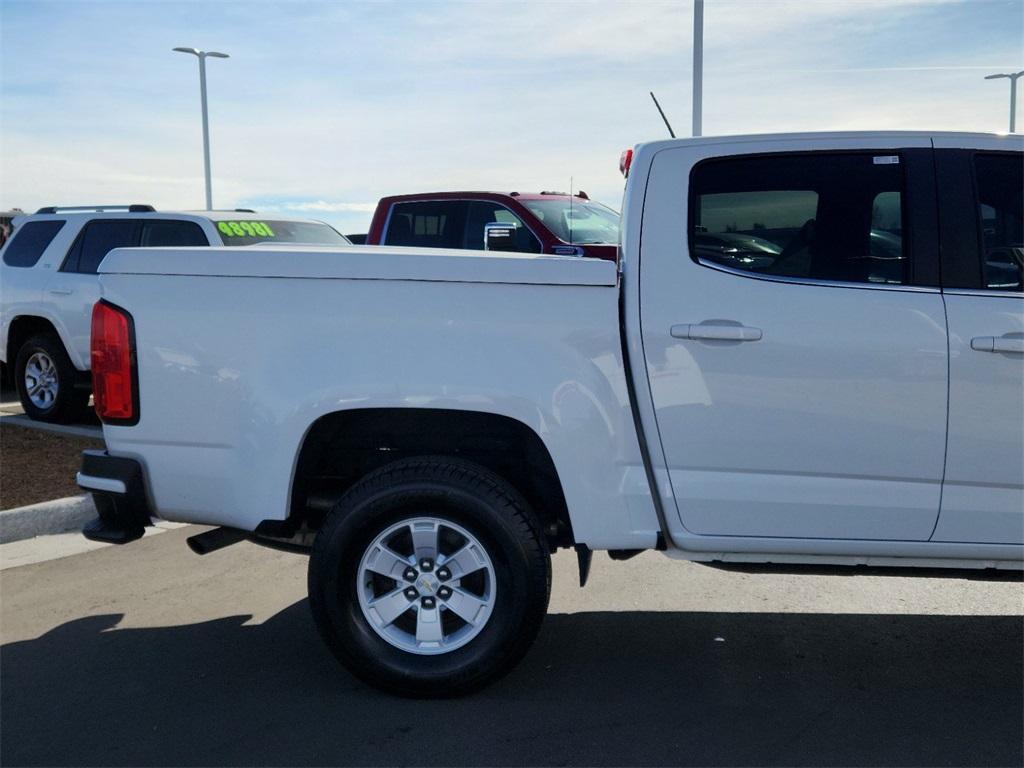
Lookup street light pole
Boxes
[173,47,229,210]
[692,0,704,137]
[984,70,1024,133]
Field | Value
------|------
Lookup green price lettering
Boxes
[218,221,277,239]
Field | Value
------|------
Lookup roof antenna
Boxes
[650,91,676,138]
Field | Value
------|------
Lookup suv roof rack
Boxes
[35,204,156,214]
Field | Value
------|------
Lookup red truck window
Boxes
[385,200,542,253]
[384,201,468,248]
[464,202,541,252]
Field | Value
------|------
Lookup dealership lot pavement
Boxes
[2,527,1021,767]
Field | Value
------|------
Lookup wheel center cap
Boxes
[417,575,439,595]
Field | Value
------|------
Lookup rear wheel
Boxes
[14,334,89,423]
[308,457,551,697]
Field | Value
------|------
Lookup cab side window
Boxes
[64,219,141,274]
[974,153,1023,292]
[690,153,908,285]
[384,201,468,248]
[464,202,541,252]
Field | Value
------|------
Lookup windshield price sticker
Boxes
[218,221,276,238]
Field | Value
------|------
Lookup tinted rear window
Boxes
[2,220,65,267]
[974,153,1023,292]
[141,219,208,247]
[71,220,142,274]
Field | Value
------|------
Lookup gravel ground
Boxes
[0,423,103,509]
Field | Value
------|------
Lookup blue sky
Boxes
[1,0,1022,234]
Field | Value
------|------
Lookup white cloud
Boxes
[1,0,1020,233]
[275,201,378,213]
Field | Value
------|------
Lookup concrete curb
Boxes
[0,494,96,544]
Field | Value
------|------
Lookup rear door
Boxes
[44,218,141,368]
[639,137,949,541]
[931,138,1024,544]
[44,218,208,368]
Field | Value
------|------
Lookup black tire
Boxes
[14,333,90,424]
[308,456,551,697]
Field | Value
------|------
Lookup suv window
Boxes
[464,201,541,252]
[66,219,141,274]
[690,153,908,285]
[974,153,1023,292]
[141,219,208,247]
[2,220,65,267]
[384,201,468,248]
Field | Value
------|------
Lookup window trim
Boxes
[686,148,940,291]
[935,149,984,290]
[694,257,940,294]
[60,228,85,272]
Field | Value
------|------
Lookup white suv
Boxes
[0,205,350,423]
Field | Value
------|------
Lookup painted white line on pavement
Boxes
[0,521,189,570]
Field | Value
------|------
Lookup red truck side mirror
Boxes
[483,222,518,252]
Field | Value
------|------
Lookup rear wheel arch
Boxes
[6,315,69,368]
[278,407,576,551]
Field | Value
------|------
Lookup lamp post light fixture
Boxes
[173,47,230,210]
[984,70,1024,134]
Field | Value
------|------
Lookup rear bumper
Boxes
[78,450,153,544]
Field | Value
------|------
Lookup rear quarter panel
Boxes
[98,272,660,549]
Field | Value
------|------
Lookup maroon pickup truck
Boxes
[365,191,619,261]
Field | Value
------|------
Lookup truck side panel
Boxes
[98,273,661,550]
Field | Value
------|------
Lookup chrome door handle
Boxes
[671,323,763,342]
[972,336,1024,354]
[48,288,73,296]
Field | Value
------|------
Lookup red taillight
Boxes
[91,301,137,424]
[619,148,634,177]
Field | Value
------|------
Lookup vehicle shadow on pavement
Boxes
[2,604,1021,767]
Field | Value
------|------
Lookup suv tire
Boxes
[15,333,90,423]
[308,456,551,697]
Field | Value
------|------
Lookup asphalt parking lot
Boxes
[2,526,1021,767]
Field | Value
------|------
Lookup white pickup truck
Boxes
[77,132,1023,696]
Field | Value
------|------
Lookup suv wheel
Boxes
[308,457,551,697]
[15,334,89,423]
